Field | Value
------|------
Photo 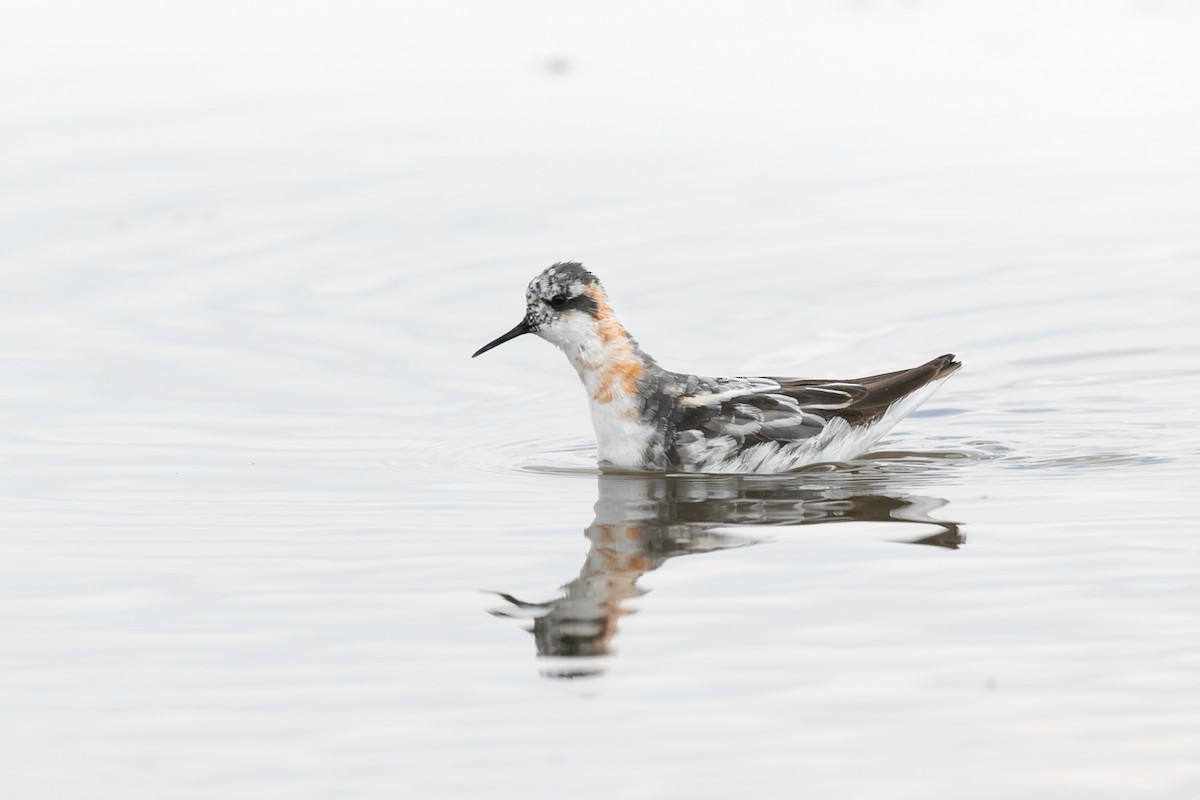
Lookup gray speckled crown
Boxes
[526,261,600,304]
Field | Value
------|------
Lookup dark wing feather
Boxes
[770,353,962,425]
[666,382,831,467]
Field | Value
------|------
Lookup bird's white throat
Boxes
[537,293,656,470]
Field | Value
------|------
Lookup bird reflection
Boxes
[490,472,963,679]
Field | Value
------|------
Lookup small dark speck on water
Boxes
[542,56,572,76]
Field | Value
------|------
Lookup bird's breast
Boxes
[576,359,656,470]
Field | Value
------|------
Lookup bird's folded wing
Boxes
[673,380,839,445]
[770,354,960,425]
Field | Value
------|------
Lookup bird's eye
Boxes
[549,294,567,308]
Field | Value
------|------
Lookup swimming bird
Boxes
[472,262,960,473]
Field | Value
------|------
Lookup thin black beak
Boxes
[472,318,533,358]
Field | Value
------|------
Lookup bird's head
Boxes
[472,262,610,357]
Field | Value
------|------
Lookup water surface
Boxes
[2,2,1199,798]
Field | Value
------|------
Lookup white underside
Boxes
[591,394,657,469]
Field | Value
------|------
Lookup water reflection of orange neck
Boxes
[577,522,652,654]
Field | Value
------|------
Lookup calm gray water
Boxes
[3,2,1200,798]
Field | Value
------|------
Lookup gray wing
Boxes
[666,378,842,469]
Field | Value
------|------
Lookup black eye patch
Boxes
[544,292,599,316]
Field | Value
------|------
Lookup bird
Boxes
[472,262,961,474]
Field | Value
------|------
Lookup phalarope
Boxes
[473,262,961,473]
